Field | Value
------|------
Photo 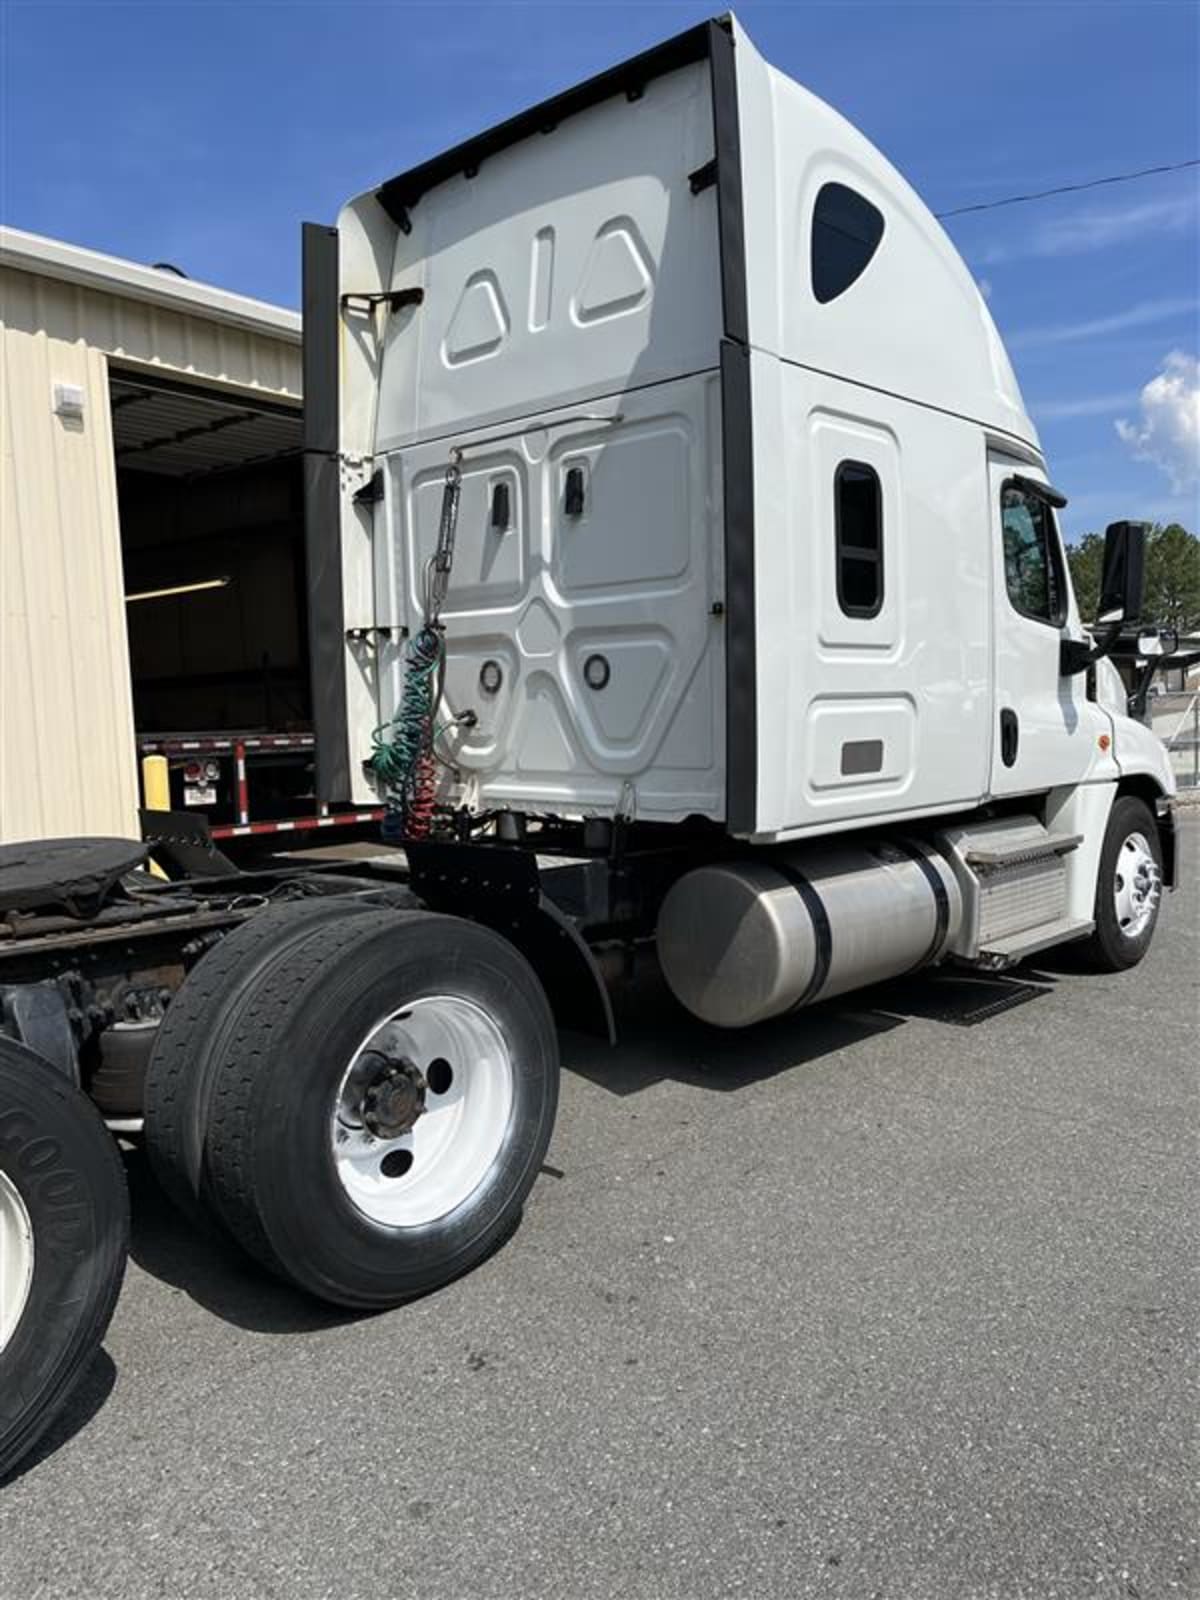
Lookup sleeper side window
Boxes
[812,183,885,304]
[1001,483,1065,625]
[835,461,883,618]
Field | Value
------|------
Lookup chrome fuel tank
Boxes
[656,841,962,1028]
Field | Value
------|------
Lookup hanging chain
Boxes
[422,451,462,627]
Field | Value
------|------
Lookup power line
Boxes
[936,157,1200,219]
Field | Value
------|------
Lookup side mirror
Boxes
[1096,520,1147,627]
[1061,520,1150,676]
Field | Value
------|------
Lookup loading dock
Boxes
[110,369,311,829]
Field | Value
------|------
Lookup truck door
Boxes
[988,455,1110,796]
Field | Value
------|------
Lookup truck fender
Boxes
[404,845,615,1043]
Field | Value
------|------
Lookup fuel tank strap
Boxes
[769,861,833,1011]
[892,841,951,971]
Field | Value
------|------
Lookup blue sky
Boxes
[3,0,1197,537]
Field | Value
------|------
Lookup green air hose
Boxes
[370,455,461,839]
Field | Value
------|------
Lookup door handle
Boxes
[564,465,586,517]
[490,482,510,531]
[1000,708,1019,768]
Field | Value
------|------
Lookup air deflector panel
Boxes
[373,57,722,451]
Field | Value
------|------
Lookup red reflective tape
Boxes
[210,809,385,840]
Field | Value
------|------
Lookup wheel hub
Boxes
[1113,830,1161,939]
[361,1055,427,1137]
[331,995,515,1229]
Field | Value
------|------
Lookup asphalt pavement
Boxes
[3,819,1196,1600]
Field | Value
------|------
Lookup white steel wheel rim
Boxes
[331,995,514,1228]
[1113,830,1161,940]
[0,1168,35,1354]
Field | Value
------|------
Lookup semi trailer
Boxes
[0,13,1178,1476]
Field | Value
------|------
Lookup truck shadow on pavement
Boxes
[0,1351,116,1488]
[566,961,1056,1097]
[5,1155,354,1480]
[123,1147,365,1336]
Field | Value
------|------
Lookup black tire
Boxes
[0,1038,128,1481]
[144,895,412,1225]
[1079,795,1165,972]
[202,909,559,1308]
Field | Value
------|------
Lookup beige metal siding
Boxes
[1,262,302,843]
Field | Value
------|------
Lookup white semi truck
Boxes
[0,13,1178,1475]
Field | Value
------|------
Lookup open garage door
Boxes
[109,369,320,829]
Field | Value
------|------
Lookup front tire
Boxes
[0,1039,128,1480]
[202,909,559,1308]
[1080,795,1164,972]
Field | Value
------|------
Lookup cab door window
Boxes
[1001,482,1066,624]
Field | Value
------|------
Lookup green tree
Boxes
[1144,523,1200,632]
[1068,523,1199,632]
[1066,532,1106,620]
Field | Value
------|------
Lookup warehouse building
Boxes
[0,226,343,844]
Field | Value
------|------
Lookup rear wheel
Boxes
[0,1038,127,1480]
[1079,795,1164,972]
[143,893,413,1223]
[203,909,559,1307]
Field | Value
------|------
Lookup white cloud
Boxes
[977,276,993,301]
[1009,296,1198,350]
[1116,351,1200,493]
[1028,193,1196,258]
[973,191,1197,265]
[1030,390,1140,421]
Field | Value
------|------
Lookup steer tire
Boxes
[0,1038,128,1481]
[202,909,559,1308]
[143,893,414,1225]
[1078,796,1165,973]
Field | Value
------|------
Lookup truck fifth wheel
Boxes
[0,13,1178,1327]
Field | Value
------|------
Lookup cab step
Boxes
[937,815,1085,963]
[975,916,1095,970]
[964,831,1082,870]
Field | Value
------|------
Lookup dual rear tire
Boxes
[144,904,559,1308]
